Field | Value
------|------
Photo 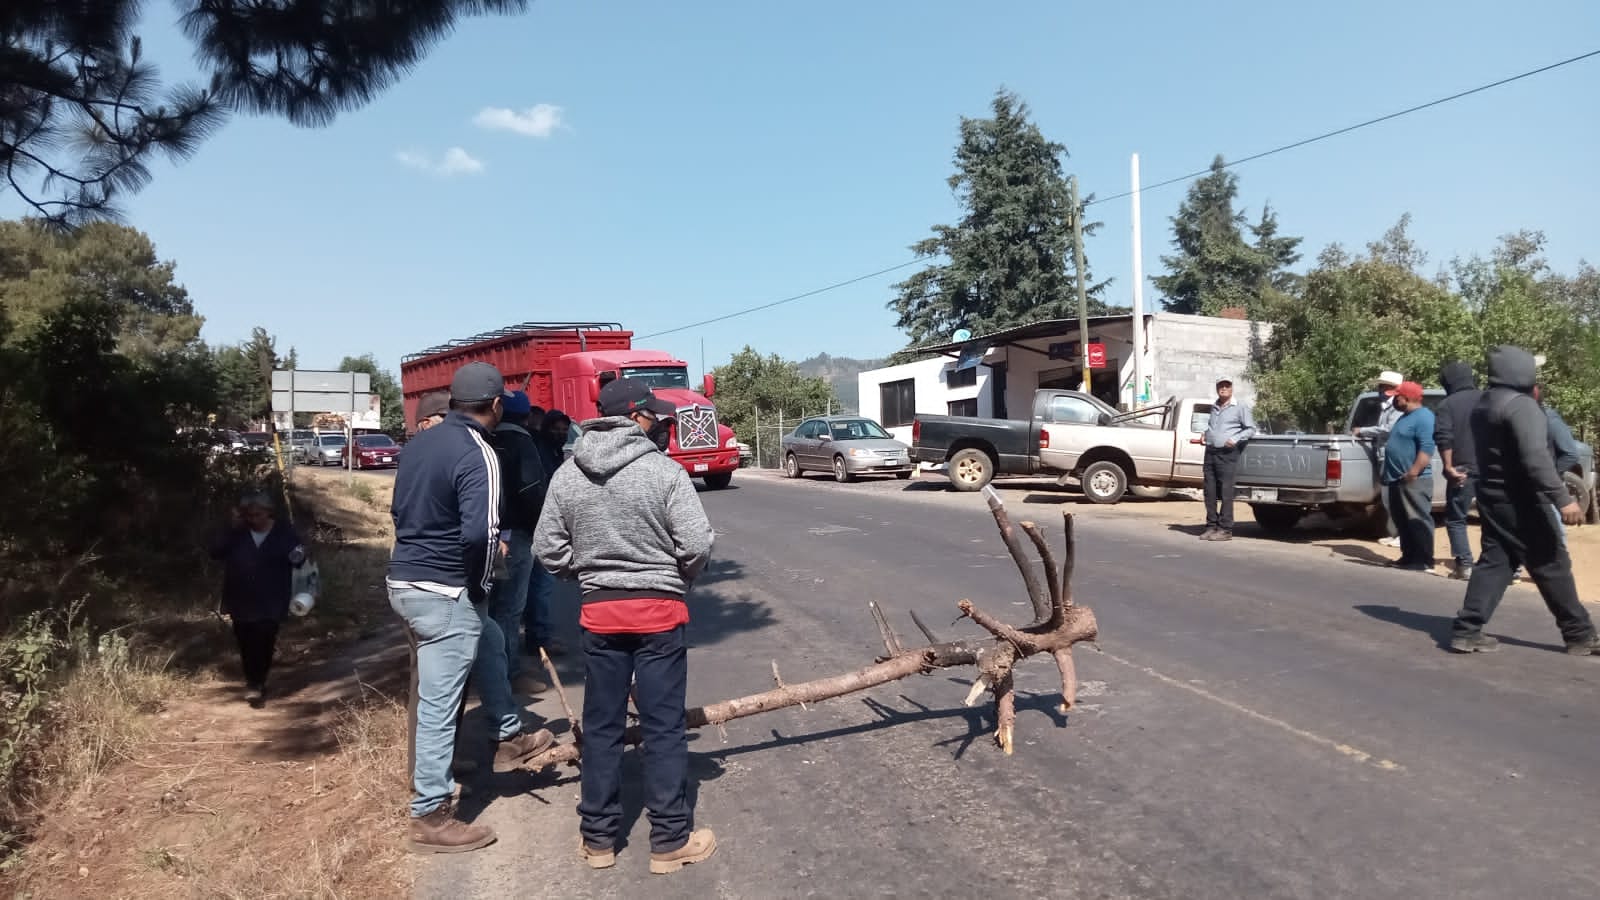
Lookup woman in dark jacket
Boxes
[210,492,307,707]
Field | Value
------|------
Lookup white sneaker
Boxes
[1379,536,1401,547]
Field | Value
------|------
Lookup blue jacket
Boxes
[388,411,501,602]
[211,520,305,622]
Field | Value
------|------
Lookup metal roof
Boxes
[911,315,1144,355]
[402,322,625,362]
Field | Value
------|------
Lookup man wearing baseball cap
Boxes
[413,391,449,432]
[536,377,718,873]
[388,362,554,854]
[1353,370,1406,547]
[1381,381,1437,571]
[1200,376,1256,541]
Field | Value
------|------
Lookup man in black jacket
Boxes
[1450,346,1596,656]
[480,389,548,695]
[388,362,554,854]
[1434,361,1482,580]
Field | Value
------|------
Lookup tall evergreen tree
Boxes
[1155,156,1301,316]
[889,89,1109,348]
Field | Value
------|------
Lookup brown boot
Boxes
[578,836,616,870]
[492,728,555,772]
[407,804,496,854]
[649,828,717,874]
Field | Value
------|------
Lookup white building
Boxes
[858,313,1269,441]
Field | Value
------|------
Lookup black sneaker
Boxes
[1449,634,1500,654]
[1564,635,1600,657]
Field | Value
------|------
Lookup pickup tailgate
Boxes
[1238,435,1338,489]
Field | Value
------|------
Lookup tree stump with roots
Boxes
[524,485,1098,769]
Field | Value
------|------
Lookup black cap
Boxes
[598,377,677,418]
[450,362,507,403]
[415,392,450,422]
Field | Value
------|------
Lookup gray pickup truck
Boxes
[1237,390,1597,534]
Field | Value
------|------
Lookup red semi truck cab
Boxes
[400,322,740,489]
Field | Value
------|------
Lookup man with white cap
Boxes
[1353,370,1406,546]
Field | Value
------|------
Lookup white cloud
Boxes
[472,104,564,138]
[394,146,485,177]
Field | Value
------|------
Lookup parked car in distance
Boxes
[310,433,347,466]
[343,433,401,469]
[737,442,753,468]
[286,429,318,462]
[782,415,914,482]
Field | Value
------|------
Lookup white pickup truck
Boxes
[1038,395,1218,503]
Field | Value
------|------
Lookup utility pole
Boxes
[1129,154,1146,408]
[1070,176,1091,394]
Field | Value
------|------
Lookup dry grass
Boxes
[7,467,413,898]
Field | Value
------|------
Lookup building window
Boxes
[947,366,977,388]
[879,379,916,427]
[947,398,978,417]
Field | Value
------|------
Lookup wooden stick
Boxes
[908,608,941,644]
[1020,520,1062,612]
[540,648,582,742]
[868,601,903,657]
[982,486,1051,625]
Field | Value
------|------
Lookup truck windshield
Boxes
[621,366,690,390]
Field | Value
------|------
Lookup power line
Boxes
[640,48,1600,341]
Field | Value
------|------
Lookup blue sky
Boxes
[9,1,1598,379]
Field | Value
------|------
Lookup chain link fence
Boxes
[743,407,838,469]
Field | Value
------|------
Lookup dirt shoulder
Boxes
[11,469,412,899]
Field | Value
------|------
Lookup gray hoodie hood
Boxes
[1440,361,1477,394]
[573,416,659,480]
[1486,345,1537,393]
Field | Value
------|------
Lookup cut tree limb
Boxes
[521,500,1098,770]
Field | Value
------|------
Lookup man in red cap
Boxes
[1381,381,1437,570]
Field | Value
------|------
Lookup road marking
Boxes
[1097,649,1404,772]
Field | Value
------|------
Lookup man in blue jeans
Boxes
[481,389,548,694]
[536,377,717,874]
[1382,381,1437,571]
[1434,361,1482,580]
[389,362,554,854]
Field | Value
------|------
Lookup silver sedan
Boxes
[781,416,914,483]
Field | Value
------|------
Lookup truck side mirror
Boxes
[702,374,716,399]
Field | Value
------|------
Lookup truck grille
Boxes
[675,406,719,451]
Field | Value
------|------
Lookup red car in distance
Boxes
[342,433,401,469]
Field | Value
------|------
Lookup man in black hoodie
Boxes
[1434,361,1482,580]
[1450,346,1597,656]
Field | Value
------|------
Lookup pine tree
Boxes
[889,89,1109,348]
[1155,157,1301,316]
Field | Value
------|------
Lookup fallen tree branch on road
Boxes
[523,487,1099,769]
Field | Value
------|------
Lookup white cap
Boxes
[1376,370,1404,387]
[290,592,315,617]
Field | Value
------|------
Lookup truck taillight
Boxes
[1326,450,1342,485]
[1040,431,1050,449]
[912,419,921,443]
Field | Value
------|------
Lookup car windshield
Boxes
[620,366,690,390]
[356,435,397,448]
[828,419,892,440]
[319,435,346,446]
[292,430,315,442]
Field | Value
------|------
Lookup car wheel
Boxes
[947,448,993,492]
[1080,461,1128,504]
[703,472,733,490]
[833,456,854,483]
[784,453,801,479]
[1563,472,1590,525]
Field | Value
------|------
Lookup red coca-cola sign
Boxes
[1087,342,1107,369]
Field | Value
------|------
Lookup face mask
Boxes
[644,416,674,452]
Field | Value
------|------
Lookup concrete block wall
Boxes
[1149,314,1272,404]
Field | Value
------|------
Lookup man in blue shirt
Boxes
[1383,381,1437,571]
[1201,377,1257,541]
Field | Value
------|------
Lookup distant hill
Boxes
[797,353,887,413]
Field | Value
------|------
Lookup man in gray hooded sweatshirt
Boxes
[535,377,718,874]
[1450,346,1596,655]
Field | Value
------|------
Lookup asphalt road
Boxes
[415,470,1600,900]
